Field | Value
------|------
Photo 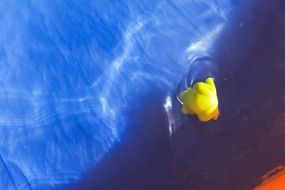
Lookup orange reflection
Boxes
[254,165,285,190]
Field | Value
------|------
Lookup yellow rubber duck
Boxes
[178,77,219,122]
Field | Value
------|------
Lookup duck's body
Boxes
[179,77,219,122]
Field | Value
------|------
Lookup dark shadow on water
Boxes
[172,1,285,189]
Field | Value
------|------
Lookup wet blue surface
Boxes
[0,0,284,190]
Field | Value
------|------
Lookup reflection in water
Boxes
[0,0,235,189]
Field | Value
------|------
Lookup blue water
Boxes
[0,0,275,189]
